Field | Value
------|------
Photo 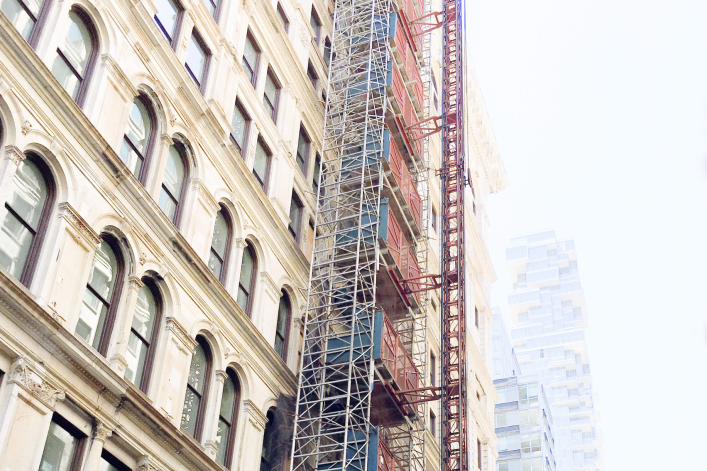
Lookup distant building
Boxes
[493,374,557,471]
[492,308,521,379]
[503,231,605,471]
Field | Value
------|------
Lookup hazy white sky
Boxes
[465,0,707,468]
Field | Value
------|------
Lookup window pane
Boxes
[8,159,47,229]
[97,456,120,471]
[275,296,288,357]
[125,331,148,387]
[186,35,206,85]
[220,374,236,420]
[211,211,228,258]
[163,146,185,199]
[263,74,278,118]
[276,4,288,31]
[208,251,223,280]
[1,0,39,40]
[242,36,257,82]
[252,143,268,188]
[237,247,253,312]
[159,146,184,220]
[187,342,207,394]
[87,241,118,301]
[125,99,152,154]
[76,287,108,349]
[231,105,247,151]
[180,387,200,435]
[39,420,78,471]
[154,0,178,41]
[289,195,301,236]
[0,210,33,278]
[215,417,230,464]
[63,12,92,73]
[132,284,157,339]
[50,55,80,99]
[297,131,308,172]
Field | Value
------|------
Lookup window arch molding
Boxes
[274,285,297,363]
[236,234,266,318]
[157,133,195,227]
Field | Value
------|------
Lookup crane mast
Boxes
[440,1,468,471]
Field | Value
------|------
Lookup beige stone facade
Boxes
[0,1,506,471]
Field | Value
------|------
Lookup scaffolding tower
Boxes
[290,0,434,469]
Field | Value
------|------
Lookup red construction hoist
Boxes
[439,1,468,471]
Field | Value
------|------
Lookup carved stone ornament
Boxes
[128,276,144,291]
[8,357,66,408]
[59,202,101,248]
[4,145,25,165]
[166,317,198,352]
[21,120,31,135]
[94,422,113,442]
[136,455,160,471]
[299,24,311,44]
[242,0,254,16]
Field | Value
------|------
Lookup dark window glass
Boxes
[125,280,161,391]
[230,101,250,155]
[208,207,230,282]
[430,409,436,439]
[431,205,437,232]
[98,450,130,471]
[1,0,45,40]
[242,33,260,86]
[296,127,310,174]
[263,70,280,121]
[154,0,180,44]
[76,238,123,354]
[216,370,240,466]
[276,3,289,33]
[275,292,290,360]
[185,32,208,88]
[323,37,332,67]
[260,409,276,471]
[307,62,318,89]
[237,244,255,315]
[39,416,84,471]
[252,140,270,191]
[430,351,436,386]
[478,439,482,469]
[0,156,52,283]
[119,96,153,179]
[158,144,186,223]
[181,337,211,438]
[50,10,96,102]
[289,193,302,240]
[310,7,321,45]
[312,153,321,194]
[475,307,479,328]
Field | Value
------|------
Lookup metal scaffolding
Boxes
[291,0,435,468]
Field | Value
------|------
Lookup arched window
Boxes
[216,369,241,467]
[237,243,256,316]
[275,291,290,361]
[1,0,47,43]
[120,95,155,180]
[181,336,212,439]
[125,278,162,392]
[76,235,125,355]
[158,144,187,224]
[0,153,55,285]
[260,408,276,471]
[208,206,231,283]
[50,8,98,105]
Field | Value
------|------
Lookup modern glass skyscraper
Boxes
[502,230,605,471]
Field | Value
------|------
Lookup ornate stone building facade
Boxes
[0,1,506,471]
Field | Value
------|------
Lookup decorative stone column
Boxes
[82,422,113,471]
[0,357,66,471]
[237,399,268,471]
[203,370,228,459]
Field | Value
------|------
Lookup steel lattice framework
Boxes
[290,1,393,470]
[440,1,468,471]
